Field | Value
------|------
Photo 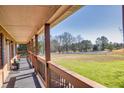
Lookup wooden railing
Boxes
[28,51,106,88]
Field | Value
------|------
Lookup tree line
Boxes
[50,32,123,53]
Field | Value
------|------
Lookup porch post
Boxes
[10,41,13,59]
[44,23,51,87]
[0,33,3,67]
[28,41,30,51]
[27,42,29,52]
[122,5,124,48]
[45,24,51,61]
[9,41,12,69]
[35,35,38,55]
[31,39,33,52]
[15,43,17,55]
[0,33,4,84]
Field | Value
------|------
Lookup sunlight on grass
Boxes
[52,54,124,88]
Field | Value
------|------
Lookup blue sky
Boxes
[51,5,122,44]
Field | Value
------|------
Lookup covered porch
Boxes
[0,5,116,88]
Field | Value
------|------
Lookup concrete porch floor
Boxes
[2,58,42,88]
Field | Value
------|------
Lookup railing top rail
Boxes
[28,51,46,64]
[37,55,46,64]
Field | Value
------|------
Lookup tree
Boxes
[62,32,74,52]
[96,37,102,50]
[54,35,63,53]
[76,35,83,43]
[50,39,59,52]
[18,44,27,51]
[93,44,98,51]
[112,43,123,49]
[70,43,77,52]
[107,42,113,51]
[76,35,83,52]
[96,36,109,51]
[17,44,27,56]
[80,40,93,52]
[78,42,83,52]
[38,41,45,55]
[38,35,45,55]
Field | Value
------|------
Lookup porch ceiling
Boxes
[0,5,81,44]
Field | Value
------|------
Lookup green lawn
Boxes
[52,54,124,88]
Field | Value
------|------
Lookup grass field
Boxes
[51,53,124,88]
